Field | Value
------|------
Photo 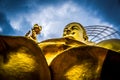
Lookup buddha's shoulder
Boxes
[38,38,86,48]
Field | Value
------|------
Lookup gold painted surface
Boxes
[49,46,108,80]
[97,39,120,53]
[2,47,36,75]
[38,38,86,65]
[0,36,51,80]
[64,64,94,80]
[63,22,88,42]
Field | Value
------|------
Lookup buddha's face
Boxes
[63,23,85,42]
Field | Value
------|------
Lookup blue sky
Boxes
[0,0,120,42]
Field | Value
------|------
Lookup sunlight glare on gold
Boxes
[3,52,35,73]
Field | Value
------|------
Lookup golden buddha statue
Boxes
[38,22,95,65]
[38,22,120,80]
[0,22,120,80]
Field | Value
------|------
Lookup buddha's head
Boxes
[63,22,88,42]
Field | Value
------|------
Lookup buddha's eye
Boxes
[64,29,66,32]
[64,28,68,32]
[71,26,79,30]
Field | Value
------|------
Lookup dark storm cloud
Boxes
[0,0,65,14]
[0,0,33,35]
[0,0,34,35]
[0,0,34,15]
[0,12,15,35]
[74,0,120,29]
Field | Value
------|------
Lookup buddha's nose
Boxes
[66,30,71,34]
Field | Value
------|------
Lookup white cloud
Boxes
[9,1,113,42]
[0,27,2,32]
[10,19,22,30]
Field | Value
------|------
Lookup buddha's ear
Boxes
[83,35,88,41]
